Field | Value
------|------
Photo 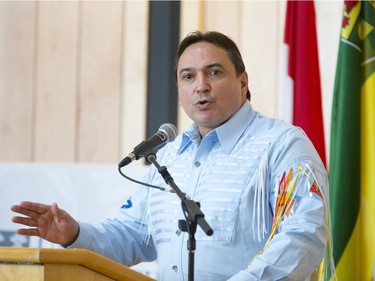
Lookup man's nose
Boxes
[196,75,210,93]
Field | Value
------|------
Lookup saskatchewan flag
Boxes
[329,1,375,281]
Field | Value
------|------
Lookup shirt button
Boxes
[194,161,201,167]
[172,265,178,272]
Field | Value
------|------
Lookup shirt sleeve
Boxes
[66,185,157,267]
[229,158,328,281]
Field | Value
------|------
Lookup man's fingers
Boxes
[12,216,38,227]
[11,205,41,220]
[16,228,40,237]
[11,201,52,220]
[19,201,51,213]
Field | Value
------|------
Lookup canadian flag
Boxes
[279,0,326,166]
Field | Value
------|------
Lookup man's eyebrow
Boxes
[179,67,192,75]
[178,63,224,75]
[205,63,224,69]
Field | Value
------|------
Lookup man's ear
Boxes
[240,72,249,96]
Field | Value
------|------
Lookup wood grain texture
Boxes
[0,247,156,281]
[34,2,79,162]
[0,2,36,161]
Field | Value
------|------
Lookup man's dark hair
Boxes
[174,31,251,100]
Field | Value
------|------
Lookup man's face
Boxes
[177,42,248,137]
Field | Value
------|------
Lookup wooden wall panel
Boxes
[120,1,149,160]
[0,1,342,164]
[78,2,123,163]
[241,1,282,118]
[0,2,36,161]
[34,2,79,162]
[205,1,243,43]
[180,1,202,34]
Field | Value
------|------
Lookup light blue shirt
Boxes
[71,101,328,280]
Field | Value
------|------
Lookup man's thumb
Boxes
[51,202,65,219]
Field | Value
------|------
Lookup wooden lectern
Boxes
[0,247,156,281]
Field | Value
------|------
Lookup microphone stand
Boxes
[146,153,213,281]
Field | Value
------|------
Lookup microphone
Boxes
[118,123,178,167]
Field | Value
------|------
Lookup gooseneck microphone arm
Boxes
[146,153,213,281]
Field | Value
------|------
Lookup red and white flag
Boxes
[279,0,326,165]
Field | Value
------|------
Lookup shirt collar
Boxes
[178,101,256,154]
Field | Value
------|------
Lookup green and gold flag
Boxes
[329,1,375,280]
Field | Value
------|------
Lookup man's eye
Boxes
[182,74,193,80]
[210,69,220,76]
